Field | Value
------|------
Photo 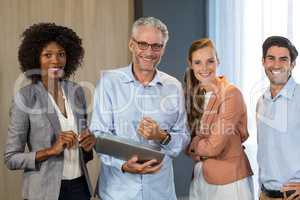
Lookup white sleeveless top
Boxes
[48,88,82,180]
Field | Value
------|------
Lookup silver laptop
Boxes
[94,133,165,163]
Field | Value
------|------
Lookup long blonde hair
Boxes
[184,38,218,137]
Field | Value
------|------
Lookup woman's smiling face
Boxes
[190,46,218,86]
[40,41,66,80]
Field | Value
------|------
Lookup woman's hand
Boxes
[50,131,78,156]
[35,131,77,161]
[78,129,96,152]
[188,135,202,161]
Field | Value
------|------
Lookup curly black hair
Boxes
[18,22,84,83]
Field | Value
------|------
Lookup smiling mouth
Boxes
[48,67,63,72]
[270,70,284,75]
[142,57,154,62]
[198,72,211,78]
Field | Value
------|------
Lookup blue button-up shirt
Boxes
[257,77,300,190]
[90,65,190,200]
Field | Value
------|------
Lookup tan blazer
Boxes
[188,76,253,185]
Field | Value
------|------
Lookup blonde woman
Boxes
[184,38,253,200]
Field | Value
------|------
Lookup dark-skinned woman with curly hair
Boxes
[4,23,96,200]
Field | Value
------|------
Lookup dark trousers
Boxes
[58,176,91,200]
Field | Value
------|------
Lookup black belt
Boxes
[262,184,298,199]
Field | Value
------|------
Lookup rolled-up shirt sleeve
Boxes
[161,85,190,157]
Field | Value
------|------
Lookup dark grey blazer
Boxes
[4,80,93,200]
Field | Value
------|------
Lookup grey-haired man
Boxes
[90,17,190,200]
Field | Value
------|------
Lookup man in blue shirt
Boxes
[90,17,190,200]
[257,36,300,200]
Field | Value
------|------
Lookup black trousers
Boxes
[58,176,91,200]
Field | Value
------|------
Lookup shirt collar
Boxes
[120,63,163,86]
[263,77,297,101]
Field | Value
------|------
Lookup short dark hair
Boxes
[262,36,298,63]
[18,22,84,83]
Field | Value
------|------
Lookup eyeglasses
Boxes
[131,38,164,51]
